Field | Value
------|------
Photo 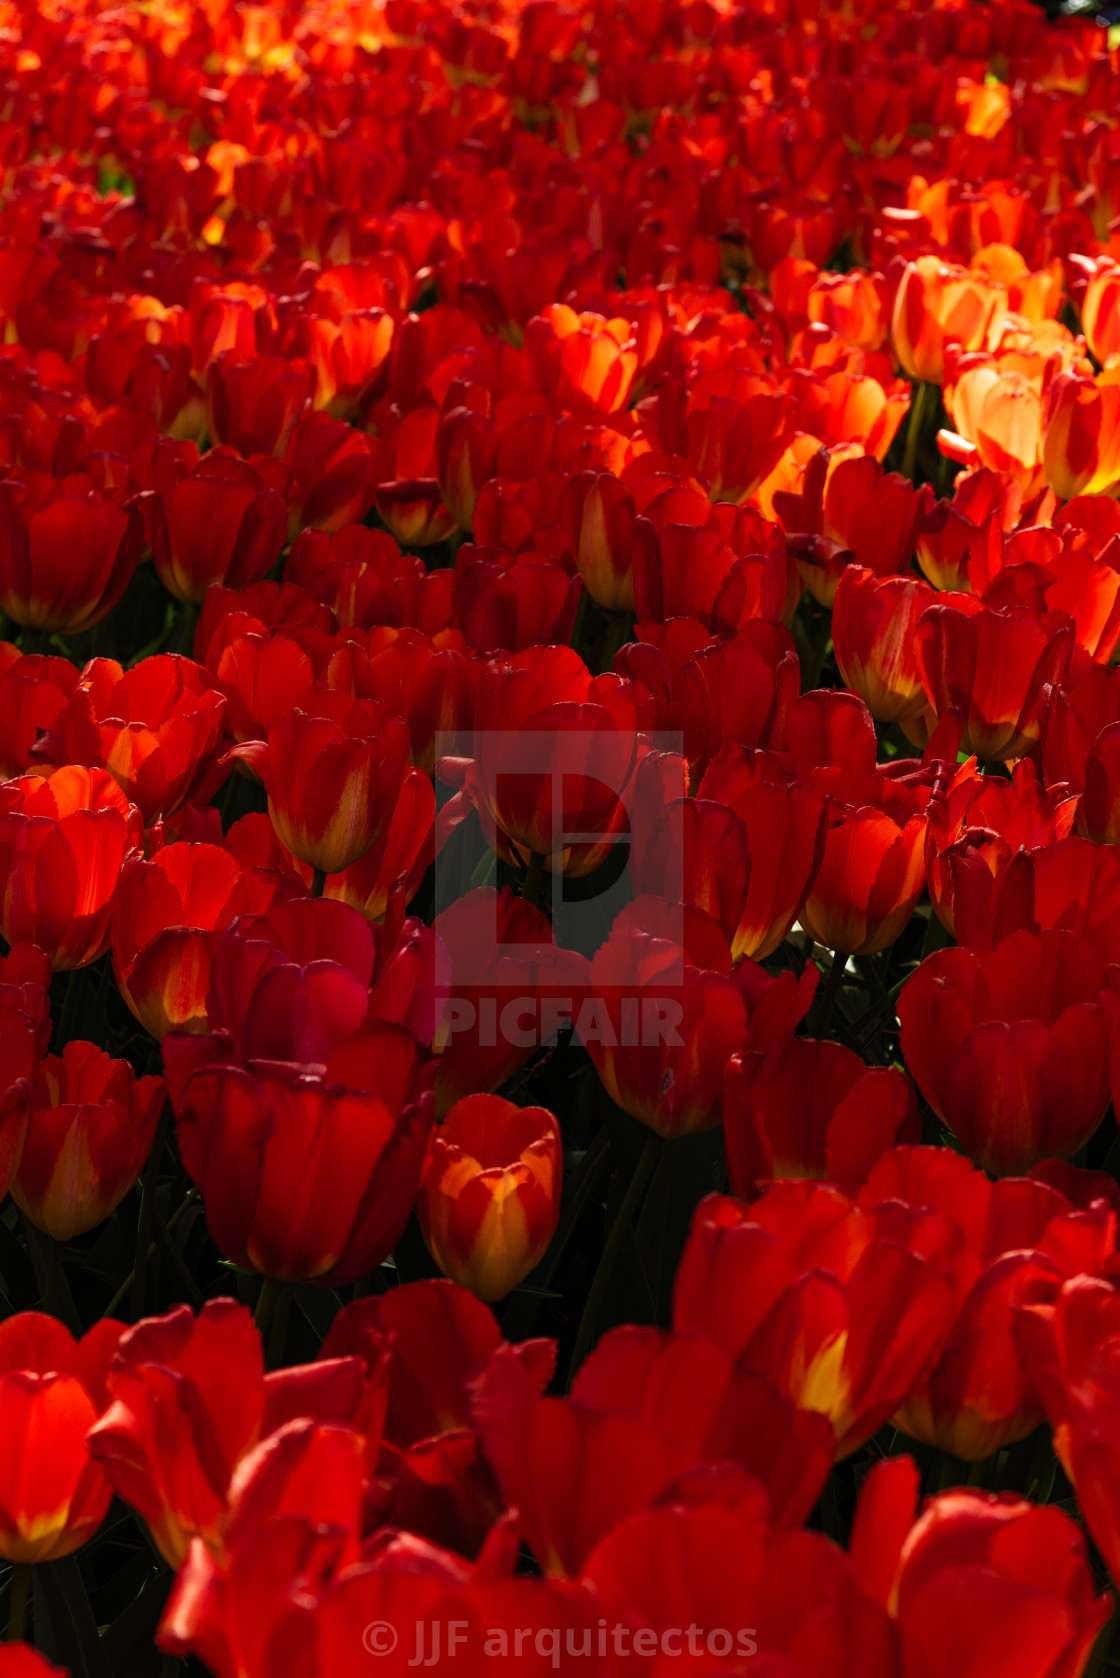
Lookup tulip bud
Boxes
[417,1094,562,1302]
[12,1041,165,1241]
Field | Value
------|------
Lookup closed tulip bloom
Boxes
[0,1312,122,1564]
[139,453,288,605]
[323,625,475,778]
[0,648,81,781]
[323,765,434,923]
[1038,663,1120,798]
[206,353,314,459]
[417,1094,561,1303]
[0,766,143,969]
[40,655,228,824]
[799,773,929,956]
[229,688,409,875]
[1042,367,1120,500]
[725,1040,920,1199]
[585,897,815,1139]
[12,1041,165,1241]
[461,645,638,877]
[891,256,1005,385]
[899,930,1116,1175]
[832,567,937,724]
[0,472,143,634]
[914,598,1073,762]
[172,1022,433,1284]
[112,842,300,1039]
[560,469,636,612]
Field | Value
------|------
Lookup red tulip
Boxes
[585,897,815,1139]
[86,1299,366,1566]
[0,1313,123,1563]
[899,930,1117,1175]
[524,305,638,414]
[453,645,638,877]
[891,255,1005,384]
[851,1456,1111,1678]
[915,598,1073,762]
[775,449,929,608]
[228,688,409,875]
[674,1184,959,1457]
[172,1022,432,1284]
[12,1041,164,1241]
[112,841,299,1039]
[432,885,591,1117]
[452,546,583,657]
[633,747,825,962]
[832,566,938,724]
[138,451,288,605]
[0,647,81,781]
[1038,662,1120,801]
[725,1040,920,1200]
[0,472,143,634]
[0,766,143,969]
[560,469,636,612]
[798,772,929,956]
[206,353,314,459]
[322,624,475,777]
[864,1147,1116,1460]
[39,654,228,824]
[416,1094,561,1302]
[472,1327,834,1576]
[1042,366,1120,501]
[323,765,435,924]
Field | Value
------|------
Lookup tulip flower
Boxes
[0,1649,66,1677]
[37,655,228,824]
[724,1040,920,1199]
[584,896,816,1139]
[832,567,938,724]
[472,1327,834,1576]
[228,687,410,876]
[172,1021,433,1285]
[850,1456,1112,1678]
[86,1299,366,1566]
[560,469,636,612]
[863,1147,1115,1460]
[432,886,591,1118]
[799,772,929,956]
[523,305,638,414]
[416,1094,562,1302]
[0,1313,123,1563]
[1038,663,1120,799]
[322,624,475,777]
[776,449,929,608]
[0,766,143,969]
[891,255,1006,385]
[435,402,498,532]
[138,451,288,604]
[899,930,1116,1175]
[11,1041,165,1241]
[1042,367,1120,500]
[206,353,314,459]
[323,765,435,923]
[450,645,638,877]
[452,546,583,657]
[0,473,143,634]
[673,1184,959,1457]
[914,598,1073,762]
[0,648,81,781]
[112,841,300,1039]
[924,757,1078,943]
[633,747,825,962]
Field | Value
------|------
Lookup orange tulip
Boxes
[416,1094,562,1303]
[891,256,1005,385]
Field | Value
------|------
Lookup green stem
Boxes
[266,1282,293,1370]
[6,1564,29,1642]
[102,1189,198,1320]
[598,610,633,675]
[809,952,847,1039]
[54,965,86,1050]
[132,1101,169,1319]
[311,867,328,899]
[567,1132,661,1388]
[253,1275,285,1338]
[171,601,199,657]
[569,588,589,660]
[902,379,934,483]
[520,849,546,907]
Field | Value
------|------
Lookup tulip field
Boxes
[9,0,1120,1672]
